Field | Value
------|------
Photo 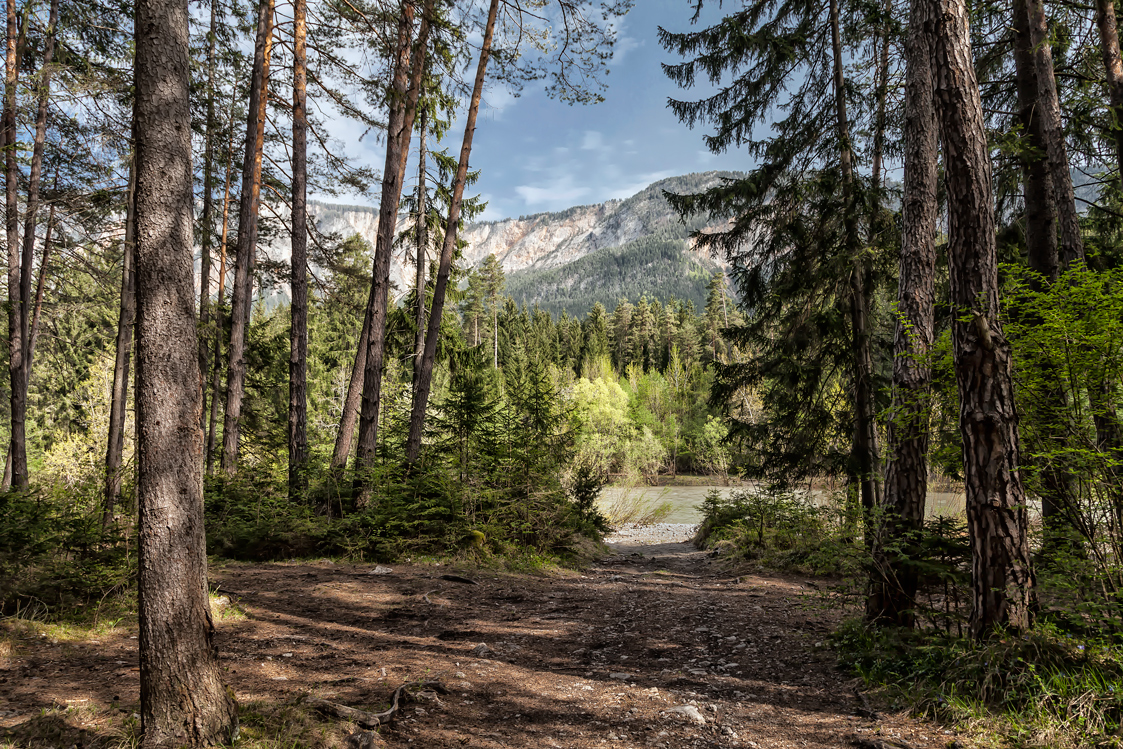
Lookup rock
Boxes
[608,672,632,680]
[470,643,492,658]
[348,730,386,749]
[369,566,393,575]
[664,705,706,725]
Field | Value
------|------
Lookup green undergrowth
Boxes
[692,486,864,576]
[833,620,1123,748]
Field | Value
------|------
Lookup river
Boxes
[598,484,968,525]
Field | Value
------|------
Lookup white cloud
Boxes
[516,177,592,207]
[581,130,606,151]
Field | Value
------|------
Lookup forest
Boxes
[1,0,1123,746]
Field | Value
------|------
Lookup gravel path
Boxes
[605,522,699,546]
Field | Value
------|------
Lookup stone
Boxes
[664,705,706,725]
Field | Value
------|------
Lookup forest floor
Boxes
[0,526,964,749]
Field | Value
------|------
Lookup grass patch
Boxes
[832,619,1123,748]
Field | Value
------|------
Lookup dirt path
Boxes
[0,534,957,749]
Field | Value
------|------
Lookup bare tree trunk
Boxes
[352,3,415,491]
[354,1,433,492]
[104,156,137,531]
[27,196,53,371]
[198,0,219,433]
[5,0,24,492]
[407,0,500,465]
[133,0,238,742]
[412,106,428,386]
[333,2,431,483]
[1098,0,1123,183]
[330,311,369,474]
[830,0,882,519]
[289,0,309,499]
[1024,0,1083,269]
[221,0,273,475]
[206,91,238,475]
[868,0,938,626]
[925,0,1035,636]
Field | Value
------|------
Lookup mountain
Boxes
[298,171,738,315]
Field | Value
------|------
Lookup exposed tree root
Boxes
[300,680,448,729]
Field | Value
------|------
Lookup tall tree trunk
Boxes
[1098,0,1123,183]
[221,0,273,475]
[867,0,939,627]
[830,0,882,519]
[353,1,433,491]
[353,2,416,489]
[289,0,309,499]
[925,0,1035,637]
[206,92,238,475]
[21,0,57,383]
[407,0,500,465]
[333,2,431,483]
[1013,0,1083,556]
[133,0,238,742]
[5,0,25,491]
[1024,0,1083,269]
[1012,0,1058,282]
[27,196,53,371]
[104,156,137,531]
[412,106,428,386]
[198,0,219,433]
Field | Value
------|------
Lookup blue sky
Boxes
[323,1,758,222]
[466,0,756,221]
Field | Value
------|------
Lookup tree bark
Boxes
[353,1,429,491]
[27,196,53,371]
[198,0,219,434]
[221,0,274,475]
[1097,0,1123,183]
[289,0,309,500]
[1024,0,1083,269]
[925,0,1035,637]
[104,156,137,531]
[206,91,239,475]
[830,0,882,519]
[333,2,431,483]
[5,0,25,491]
[407,0,500,465]
[867,0,938,627]
[1012,0,1058,282]
[412,105,428,387]
[133,0,238,742]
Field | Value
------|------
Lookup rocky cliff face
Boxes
[288,171,738,297]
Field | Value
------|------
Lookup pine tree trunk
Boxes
[336,2,430,486]
[1023,0,1083,268]
[354,1,431,491]
[206,91,239,475]
[5,0,25,491]
[133,0,238,742]
[352,3,414,489]
[925,0,1035,637]
[867,0,938,627]
[407,0,501,465]
[1013,0,1083,555]
[221,0,273,475]
[412,107,428,386]
[1098,0,1123,183]
[104,156,137,531]
[289,0,309,500]
[27,196,53,371]
[830,0,882,519]
[1012,0,1058,281]
[198,0,219,434]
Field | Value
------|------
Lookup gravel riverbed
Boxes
[604,522,698,546]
